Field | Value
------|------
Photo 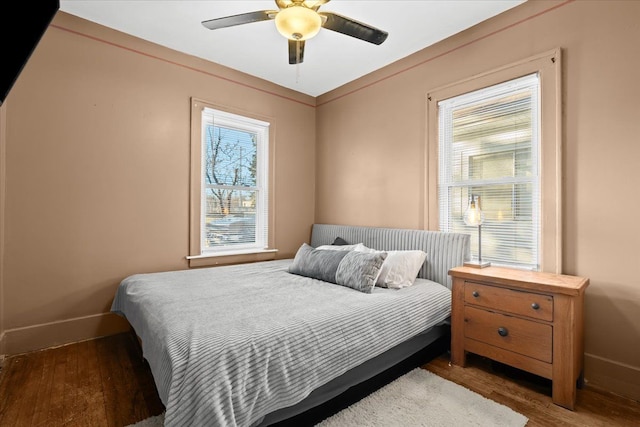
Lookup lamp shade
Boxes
[275,6,322,40]
[463,195,484,226]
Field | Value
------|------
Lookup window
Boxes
[427,49,561,272]
[438,74,540,269]
[201,108,268,252]
[189,99,275,265]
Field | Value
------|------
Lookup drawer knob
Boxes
[472,291,480,298]
[497,327,509,337]
[531,302,540,310]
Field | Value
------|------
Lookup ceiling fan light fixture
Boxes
[275,6,322,40]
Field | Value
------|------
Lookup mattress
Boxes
[111,258,452,427]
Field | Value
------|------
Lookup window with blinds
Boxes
[200,108,269,254]
[438,73,540,270]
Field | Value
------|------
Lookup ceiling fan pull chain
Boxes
[296,62,300,83]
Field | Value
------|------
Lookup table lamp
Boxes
[463,194,491,268]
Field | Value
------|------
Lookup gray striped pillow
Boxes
[289,244,387,293]
[335,251,387,293]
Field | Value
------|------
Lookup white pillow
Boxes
[356,245,427,289]
[315,243,366,251]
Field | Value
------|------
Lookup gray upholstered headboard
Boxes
[310,224,470,290]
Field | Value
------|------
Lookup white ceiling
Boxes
[58,1,525,97]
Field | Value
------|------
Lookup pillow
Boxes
[356,245,427,289]
[315,243,366,251]
[332,236,349,246]
[289,243,387,293]
[289,243,348,283]
[335,251,387,293]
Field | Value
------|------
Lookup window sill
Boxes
[187,248,278,268]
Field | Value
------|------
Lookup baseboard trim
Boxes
[0,331,5,358]
[3,312,131,355]
[585,352,640,402]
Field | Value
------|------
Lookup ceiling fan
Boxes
[201,0,388,65]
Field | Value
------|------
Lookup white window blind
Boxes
[201,108,269,254]
[438,73,540,270]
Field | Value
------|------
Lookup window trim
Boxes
[426,49,562,273]
[189,98,276,267]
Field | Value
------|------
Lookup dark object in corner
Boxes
[1,0,59,106]
[332,237,349,246]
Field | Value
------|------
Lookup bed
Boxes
[111,224,470,426]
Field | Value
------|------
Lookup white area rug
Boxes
[317,368,527,427]
[127,368,528,427]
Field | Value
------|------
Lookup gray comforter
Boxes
[111,259,451,426]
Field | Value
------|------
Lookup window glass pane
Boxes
[470,152,514,180]
[439,73,539,269]
[448,187,535,267]
[470,185,516,221]
[204,189,257,248]
[453,90,533,146]
[204,125,257,188]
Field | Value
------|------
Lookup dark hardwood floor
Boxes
[0,332,638,426]
[424,353,640,427]
[0,332,164,427]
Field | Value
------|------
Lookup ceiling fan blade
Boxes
[319,12,388,45]
[202,10,276,30]
[288,39,305,64]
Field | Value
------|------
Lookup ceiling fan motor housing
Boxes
[275,5,322,40]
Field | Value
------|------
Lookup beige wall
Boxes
[316,0,640,400]
[0,12,316,354]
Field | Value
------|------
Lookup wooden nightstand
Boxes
[449,266,589,410]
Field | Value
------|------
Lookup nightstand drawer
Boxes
[464,281,553,321]
[464,306,552,363]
